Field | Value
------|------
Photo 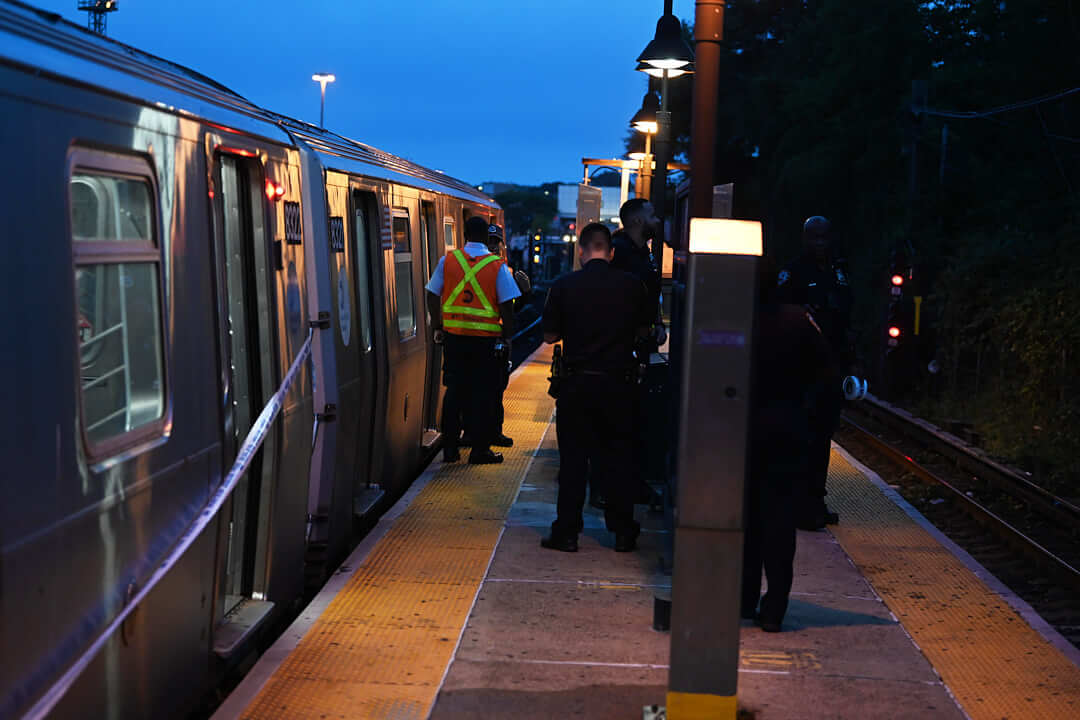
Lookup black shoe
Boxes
[614,526,640,553]
[492,433,514,448]
[468,449,503,465]
[459,435,473,447]
[541,534,578,552]
[797,514,827,531]
[758,617,782,633]
[589,494,609,510]
[443,447,460,463]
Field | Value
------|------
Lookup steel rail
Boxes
[853,396,1080,528]
[841,415,1080,592]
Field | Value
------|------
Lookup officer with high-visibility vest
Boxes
[425,216,521,464]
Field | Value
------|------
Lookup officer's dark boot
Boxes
[469,448,503,464]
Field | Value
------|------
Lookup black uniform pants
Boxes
[804,377,843,514]
[741,469,798,623]
[552,374,636,537]
[441,334,499,452]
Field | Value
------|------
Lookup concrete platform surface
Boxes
[430,428,965,720]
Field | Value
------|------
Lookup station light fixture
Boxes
[311,73,336,128]
[637,12,694,70]
[635,60,694,78]
[630,91,660,135]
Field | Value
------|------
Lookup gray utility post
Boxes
[664,2,748,719]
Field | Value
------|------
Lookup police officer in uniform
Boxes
[426,216,521,464]
[540,223,651,552]
[774,216,853,529]
[610,198,667,510]
[743,260,835,632]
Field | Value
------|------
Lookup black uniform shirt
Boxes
[612,231,660,323]
[542,259,649,372]
[751,303,835,472]
[774,253,853,363]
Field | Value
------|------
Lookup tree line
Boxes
[644,0,1079,487]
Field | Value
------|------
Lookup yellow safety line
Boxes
[240,346,556,720]
[827,451,1080,720]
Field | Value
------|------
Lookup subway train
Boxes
[0,2,502,718]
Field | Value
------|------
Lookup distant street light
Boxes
[311,73,336,128]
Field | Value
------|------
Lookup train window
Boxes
[70,169,165,452]
[353,204,375,352]
[392,211,416,339]
[443,220,455,249]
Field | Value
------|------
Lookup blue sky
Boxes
[32,0,696,186]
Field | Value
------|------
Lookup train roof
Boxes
[0,0,496,207]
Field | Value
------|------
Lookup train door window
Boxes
[69,155,166,457]
[351,193,375,352]
[216,154,276,612]
[392,209,416,339]
[443,219,455,250]
[421,201,439,284]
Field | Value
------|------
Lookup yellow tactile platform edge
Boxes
[827,451,1080,720]
[241,346,556,720]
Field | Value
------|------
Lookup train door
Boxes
[348,188,381,514]
[211,154,278,653]
[420,199,442,446]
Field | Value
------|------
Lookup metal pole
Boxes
[320,83,326,129]
[642,133,654,200]
[666,2,735,719]
[652,69,672,271]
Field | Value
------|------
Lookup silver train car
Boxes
[0,2,500,717]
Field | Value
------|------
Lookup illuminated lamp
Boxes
[891,274,904,286]
[888,326,901,338]
[637,12,694,70]
[688,218,763,256]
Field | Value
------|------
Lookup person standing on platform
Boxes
[425,216,520,465]
[540,222,650,553]
[743,261,835,632]
[611,199,667,510]
[774,216,854,529]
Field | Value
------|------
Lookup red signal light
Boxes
[888,326,901,338]
[265,179,285,200]
[568,222,576,231]
[891,274,904,286]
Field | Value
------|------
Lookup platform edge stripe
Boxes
[427,415,555,719]
[209,457,449,720]
[826,446,1080,719]
[832,442,1080,670]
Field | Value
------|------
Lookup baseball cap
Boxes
[487,224,504,243]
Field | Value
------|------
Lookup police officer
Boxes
[540,222,651,552]
[774,216,854,529]
[613,198,666,347]
[611,199,667,510]
[486,223,531,444]
[743,260,835,632]
[425,216,521,464]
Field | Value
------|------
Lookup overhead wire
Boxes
[918,86,1080,119]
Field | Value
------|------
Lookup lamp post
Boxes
[630,91,660,199]
[311,73,336,129]
[636,0,694,277]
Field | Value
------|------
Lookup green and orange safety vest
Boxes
[440,249,505,337]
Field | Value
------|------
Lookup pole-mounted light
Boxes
[630,91,661,135]
[637,11,694,70]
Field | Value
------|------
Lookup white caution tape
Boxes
[19,331,313,720]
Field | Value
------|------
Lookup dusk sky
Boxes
[33,0,697,187]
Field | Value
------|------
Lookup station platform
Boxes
[214,345,1080,720]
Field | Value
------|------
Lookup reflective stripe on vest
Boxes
[441,250,503,335]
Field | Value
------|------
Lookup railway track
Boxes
[838,397,1080,647]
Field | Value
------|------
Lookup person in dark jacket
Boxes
[774,216,853,529]
[743,259,835,632]
[539,222,651,553]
